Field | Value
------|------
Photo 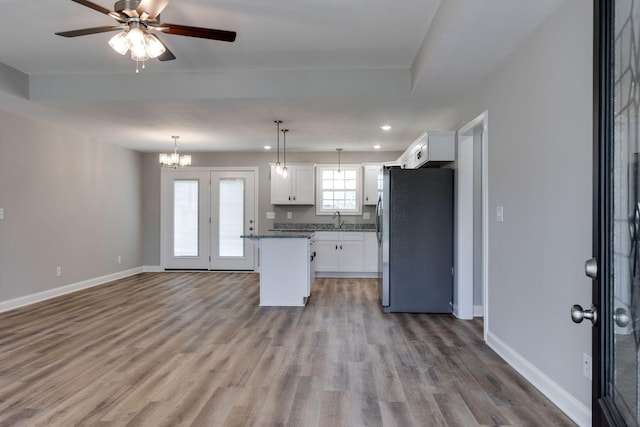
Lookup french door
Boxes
[591,0,640,425]
[162,168,256,271]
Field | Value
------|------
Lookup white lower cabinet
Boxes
[362,232,379,273]
[314,231,378,276]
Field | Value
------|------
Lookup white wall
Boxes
[0,109,142,303]
[437,0,593,421]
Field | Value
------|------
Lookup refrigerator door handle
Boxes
[375,196,382,244]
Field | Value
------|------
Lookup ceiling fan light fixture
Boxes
[108,31,129,55]
[126,27,145,49]
[144,33,166,59]
[130,45,150,61]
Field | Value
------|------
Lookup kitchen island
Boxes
[242,232,316,307]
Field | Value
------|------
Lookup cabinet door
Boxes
[271,164,292,204]
[314,240,340,271]
[291,165,315,205]
[338,240,364,272]
[362,232,379,273]
[363,165,382,205]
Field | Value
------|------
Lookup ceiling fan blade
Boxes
[161,23,236,42]
[70,0,113,16]
[55,26,121,37]
[137,0,170,20]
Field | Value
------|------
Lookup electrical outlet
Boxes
[117,255,122,264]
[56,266,62,277]
[266,211,275,219]
[0,208,4,220]
[287,212,292,219]
[583,353,592,380]
[363,212,371,220]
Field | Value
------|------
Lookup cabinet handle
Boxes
[366,196,369,201]
[288,195,291,201]
[335,245,338,250]
[340,245,343,250]
[293,195,296,201]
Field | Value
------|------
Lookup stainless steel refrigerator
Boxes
[376,166,453,313]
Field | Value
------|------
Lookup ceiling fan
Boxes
[55,0,236,64]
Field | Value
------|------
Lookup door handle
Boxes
[614,307,630,327]
[571,304,598,325]
[585,258,598,279]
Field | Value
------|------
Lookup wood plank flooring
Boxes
[0,273,576,426]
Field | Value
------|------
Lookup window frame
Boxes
[315,164,363,215]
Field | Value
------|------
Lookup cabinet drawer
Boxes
[314,231,339,241]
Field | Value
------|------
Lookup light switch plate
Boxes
[287,212,293,219]
[265,211,275,219]
[0,208,3,220]
[496,206,504,223]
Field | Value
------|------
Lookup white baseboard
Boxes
[0,267,144,313]
[315,272,380,278]
[473,305,484,317]
[143,265,163,272]
[486,331,591,427]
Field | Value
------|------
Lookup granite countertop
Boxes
[241,232,314,239]
[271,223,376,232]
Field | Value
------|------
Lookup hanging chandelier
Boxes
[159,136,191,168]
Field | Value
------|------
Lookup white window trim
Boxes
[315,164,363,215]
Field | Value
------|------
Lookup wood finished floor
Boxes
[0,273,576,427]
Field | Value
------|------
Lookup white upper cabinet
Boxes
[400,131,455,168]
[363,164,382,206]
[270,164,315,205]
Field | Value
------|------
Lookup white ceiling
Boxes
[0,0,566,153]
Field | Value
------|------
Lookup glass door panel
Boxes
[219,178,245,257]
[173,180,199,257]
[162,170,210,269]
[210,170,255,270]
[611,0,640,422]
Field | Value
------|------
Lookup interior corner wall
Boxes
[435,0,593,413]
[0,109,142,302]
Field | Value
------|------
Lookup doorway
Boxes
[456,112,489,334]
[161,168,258,271]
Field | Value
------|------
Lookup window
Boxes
[316,165,362,215]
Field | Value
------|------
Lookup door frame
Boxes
[160,166,260,271]
[592,0,626,425]
[455,111,489,337]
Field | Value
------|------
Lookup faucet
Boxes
[332,211,344,229]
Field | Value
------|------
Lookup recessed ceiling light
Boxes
[380,125,392,131]
[373,145,381,149]
[264,145,272,150]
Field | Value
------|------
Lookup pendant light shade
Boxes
[336,148,343,173]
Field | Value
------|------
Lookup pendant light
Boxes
[274,120,283,175]
[336,148,343,173]
[281,128,289,178]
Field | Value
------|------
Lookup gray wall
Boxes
[436,0,593,409]
[142,150,399,266]
[0,109,142,301]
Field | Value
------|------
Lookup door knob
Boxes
[585,258,598,279]
[571,304,598,325]
[614,307,630,327]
